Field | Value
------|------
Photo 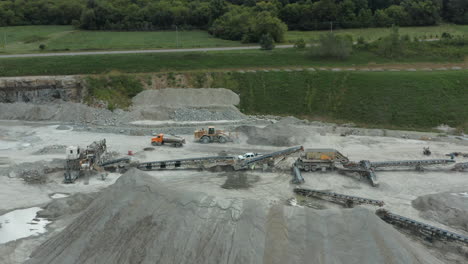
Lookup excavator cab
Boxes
[208,126,215,135]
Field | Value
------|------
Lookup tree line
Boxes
[1,0,467,42]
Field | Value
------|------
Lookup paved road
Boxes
[0,45,294,59]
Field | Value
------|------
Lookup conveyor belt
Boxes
[137,156,236,171]
[291,165,304,184]
[376,209,468,244]
[100,157,131,167]
[294,188,384,207]
[238,146,303,169]
[370,159,455,168]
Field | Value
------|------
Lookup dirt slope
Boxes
[27,170,442,264]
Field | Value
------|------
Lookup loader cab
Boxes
[208,126,215,135]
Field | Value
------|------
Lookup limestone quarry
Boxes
[0,82,468,264]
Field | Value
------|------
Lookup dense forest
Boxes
[0,0,467,41]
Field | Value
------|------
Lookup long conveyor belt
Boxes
[137,156,236,171]
[370,159,455,168]
[294,188,384,207]
[376,209,468,244]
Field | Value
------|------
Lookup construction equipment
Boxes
[446,152,468,159]
[335,160,379,187]
[452,162,468,171]
[376,209,468,245]
[423,147,431,156]
[369,159,455,171]
[291,165,304,184]
[235,146,304,170]
[151,133,185,147]
[194,126,235,144]
[136,156,236,171]
[64,139,107,183]
[295,148,349,172]
[295,188,384,208]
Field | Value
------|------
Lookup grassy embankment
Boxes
[286,24,468,42]
[1,45,467,77]
[0,24,467,54]
[86,70,468,131]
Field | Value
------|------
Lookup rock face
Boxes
[27,170,441,264]
[0,76,84,103]
[413,191,468,232]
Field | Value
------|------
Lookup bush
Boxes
[259,34,275,50]
[357,36,366,45]
[310,33,353,60]
[294,38,306,48]
[71,20,81,29]
[441,32,453,39]
[39,44,46,50]
[210,9,287,43]
[376,26,404,59]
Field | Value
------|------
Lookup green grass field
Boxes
[0,26,242,54]
[0,24,467,54]
[212,71,468,129]
[286,24,468,42]
[1,47,466,77]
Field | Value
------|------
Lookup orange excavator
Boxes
[151,134,186,148]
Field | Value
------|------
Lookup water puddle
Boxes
[0,207,50,244]
[50,193,70,199]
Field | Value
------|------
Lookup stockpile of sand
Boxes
[412,192,468,232]
[27,170,441,264]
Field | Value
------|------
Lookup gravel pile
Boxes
[170,106,245,121]
[38,193,96,219]
[235,117,309,146]
[412,192,468,232]
[0,102,142,126]
[132,88,240,107]
[2,159,64,184]
[33,145,67,155]
[27,170,441,264]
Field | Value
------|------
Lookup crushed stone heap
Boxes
[27,170,441,264]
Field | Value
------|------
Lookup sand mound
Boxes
[132,88,240,107]
[412,192,468,232]
[27,170,441,264]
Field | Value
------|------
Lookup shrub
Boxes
[71,20,81,29]
[259,34,275,50]
[294,38,306,48]
[376,26,404,59]
[310,33,353,60]
[210,9,287,43]
[441,32,453,39]
[357,36,366,45]
[39,44,46,50]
